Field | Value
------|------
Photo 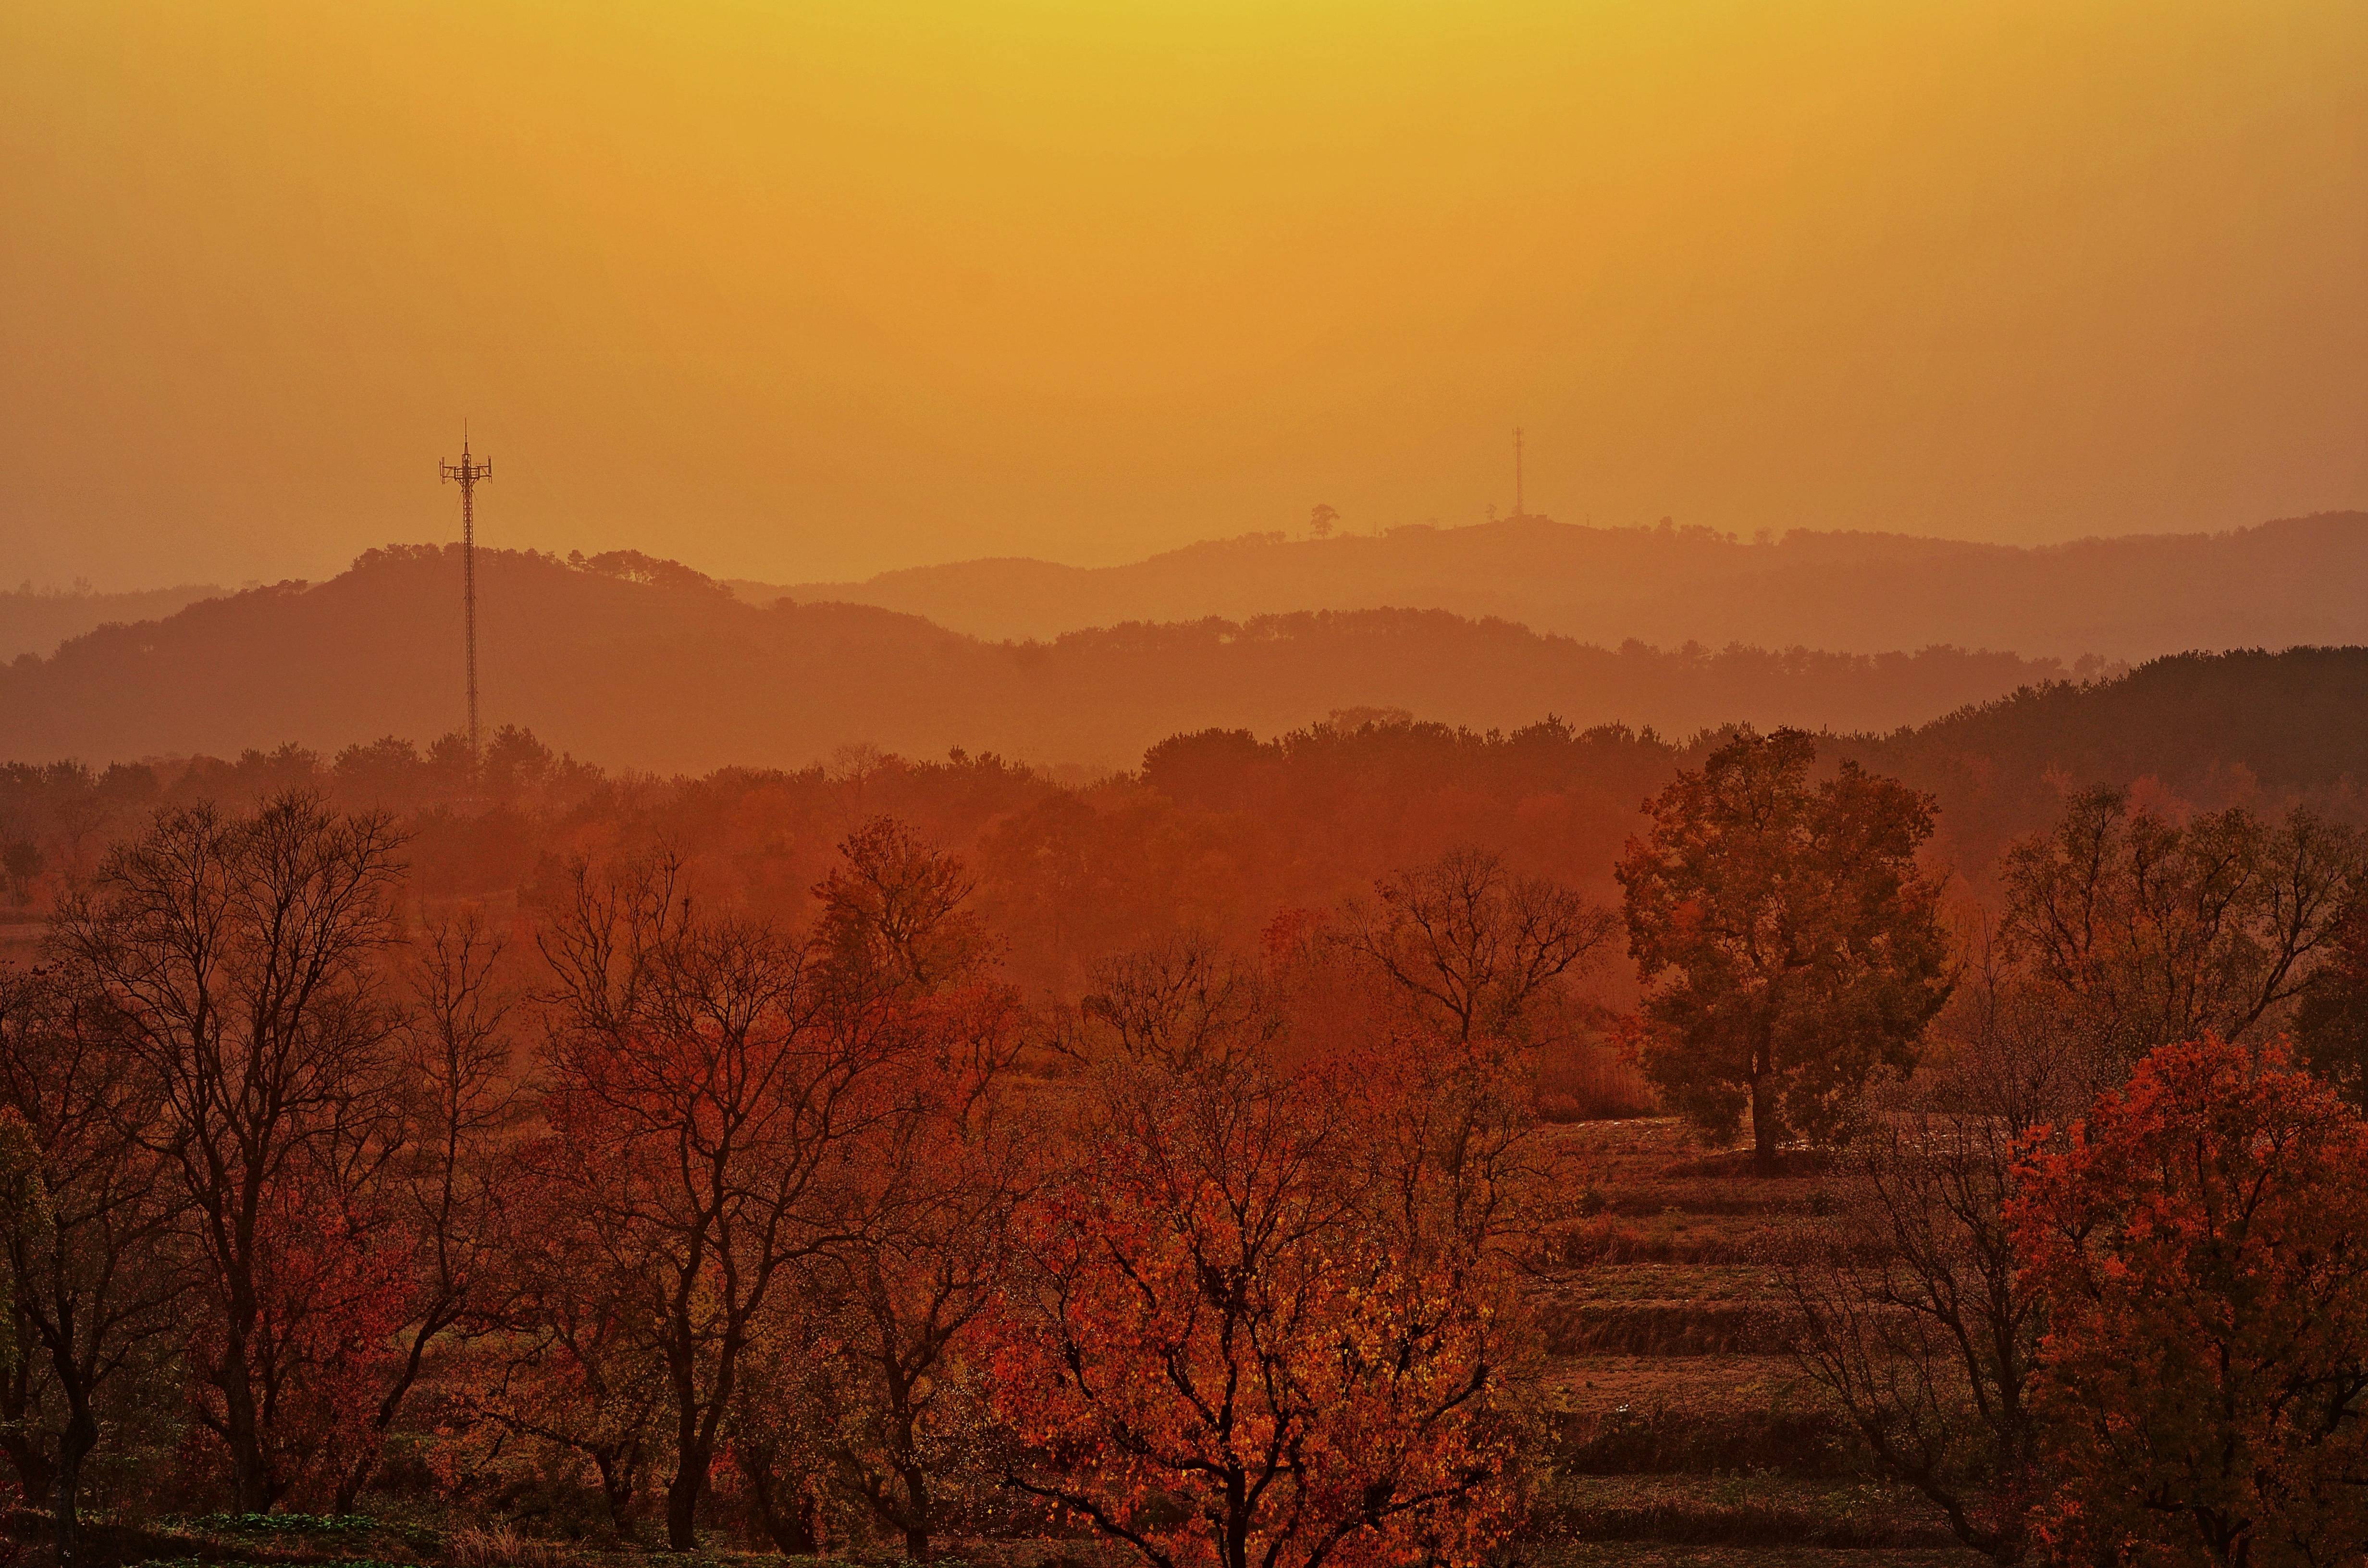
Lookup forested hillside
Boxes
[0,543,2078,770]
[1850,646,2368,879]
[0,580,225,659]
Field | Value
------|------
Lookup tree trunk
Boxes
[896,1454,932,1560]
[55,1389,98,1566]
[0,1431,53,1518]
[1750,1055,1777,1176]
[0,1348,57,1505]
[220,1322,277,1512]
[592,1448,639,1531]
[666,1443,710,1550]
[333,1454,370,1517]
[336,1323,432,1513]
[745,1448,821,1555]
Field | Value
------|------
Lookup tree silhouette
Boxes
[50,794,408,1509]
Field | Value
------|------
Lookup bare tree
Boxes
[820,1096,1029,1559]
[1782,932,2092,1563]
[1337,846,1618,1048]
[0,968,188,1563]
[1077,931,1282,1075]
[333,909,528,1511]
[1998,788,2360,1073]
[475,1209,670,1532]
[1327,849,1615,1278]
[536,854,899,1549]
[51,794,407,1510]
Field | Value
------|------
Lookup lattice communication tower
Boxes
[440,430,492,754]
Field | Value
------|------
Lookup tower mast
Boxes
[440,429,492,754]
[1514,427,1525,518]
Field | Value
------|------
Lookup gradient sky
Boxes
[4,1,2365,589]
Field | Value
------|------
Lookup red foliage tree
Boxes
[989,1054,1523,1568]
[212,1181,412,1507]
[2007,1036,2368,1567]
[806,821,1031,1559]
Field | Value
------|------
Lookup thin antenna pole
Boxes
[1514,427,1525,517]
[440,431,493,755]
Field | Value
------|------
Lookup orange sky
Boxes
[4,0,2365,589]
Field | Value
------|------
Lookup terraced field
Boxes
[1530,1119,1985,1568]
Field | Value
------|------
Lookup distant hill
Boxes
[1841,646,2368,882]
[739,511,2368,661]
[0,543,2079,772]
[1,583,227,660]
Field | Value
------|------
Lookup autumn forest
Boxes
[4,650,2368,1568]
[11,3,2368,1566]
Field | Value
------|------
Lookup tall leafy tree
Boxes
[809,819,1030,1561]
[1617,728,1951,1172]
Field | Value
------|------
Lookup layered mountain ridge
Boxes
[4,543,2081,771]
[742,510,2368,660]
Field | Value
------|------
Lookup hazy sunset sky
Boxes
[4,1,2364,589]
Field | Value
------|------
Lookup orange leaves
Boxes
[989,1058,1522,1568]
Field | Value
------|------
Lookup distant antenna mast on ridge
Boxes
[1514,427,1525,518]
[440,426,492,755]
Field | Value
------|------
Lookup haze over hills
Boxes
[0,544,2090,773]
[741,511,2368,661]
[1,582,228,661]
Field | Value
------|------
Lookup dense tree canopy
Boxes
[1617,729,1953,1172]
[2008,1036,2368,1568]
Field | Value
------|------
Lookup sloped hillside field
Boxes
[1530,1120,1986,1567]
